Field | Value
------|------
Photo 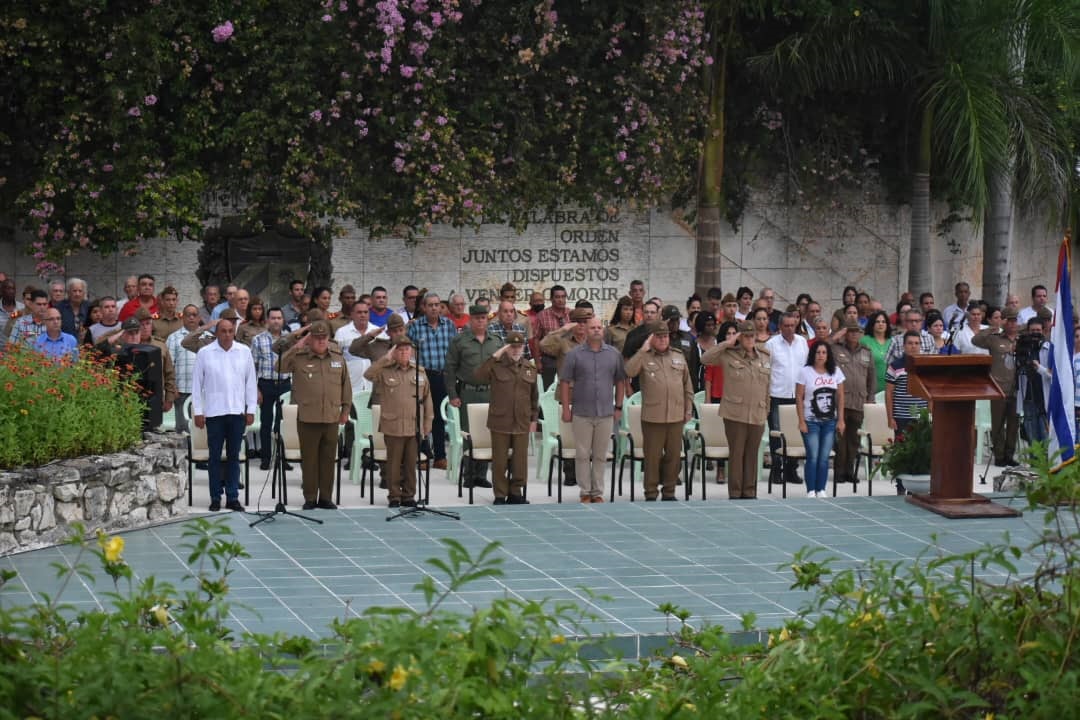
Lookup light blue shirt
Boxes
[209,301,232,320]
[34,332,79,362]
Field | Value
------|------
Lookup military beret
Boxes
[569,307,593,322]
[721,293,737,304]
[843,319,864,332]
[650,321,670,335]
[133,307,152,321]
[121,317,140,332]
[219,308,241,321]
[392,336,415,348]
[469,304,488,316]
[506,331,525,345]
[1003,307,1019,320]
[661,305,681,321]
[386,313,405,329]
[308,321,330,337]
[738,320,755,334]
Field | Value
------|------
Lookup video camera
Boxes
[1014,330,1045,370]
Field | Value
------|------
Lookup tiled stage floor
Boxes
[1,494,1039,657]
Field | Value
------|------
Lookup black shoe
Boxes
[507,495,529,505]
[196,462,209,471]
[379,479,388,489]
[208,499,221,512]
[645,497,657,502]
[994,459,1007,467]
[563,478,577,486]
[1004,459,1020,467]
[472,478,492,488]
[316,499,337,510]
[401,499,417,508]
[785,474,803,485]
[283,462,294,471]
[237,481,244,490]
[661,496,678,501]
[260,460,271,471]
[895,483,906,496]
[225,500,244,512]
[302,501,317,510]
[388,500,401,508]
[493,497,508,505]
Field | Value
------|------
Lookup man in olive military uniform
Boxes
[973,307,1021,466]
[539,306,592,375]
[831,319,877,484]
[446,304,503,488]
[279,321,352,510]
[661,305,702,392]
[473,332,538,504]
[270,309,340,355]
[348,313,408,405]
[625,322,694,501]
[364,337,434,508]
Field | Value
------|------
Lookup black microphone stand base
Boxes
[249,434,324,527]
[249,502,323,527]
[387,501,461,522]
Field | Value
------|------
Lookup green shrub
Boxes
[0,465,1077,719]
[0,344,144,468]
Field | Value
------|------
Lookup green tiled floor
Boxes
[1,495,1040,651]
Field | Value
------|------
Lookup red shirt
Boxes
[447,311,469,331]
[704,364,724,400]
[118,298,159,321]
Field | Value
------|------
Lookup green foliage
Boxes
[876,408,933,477]
[0,344,143,468]
[1,472,1078,718]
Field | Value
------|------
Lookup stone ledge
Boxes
[0,432,189,555]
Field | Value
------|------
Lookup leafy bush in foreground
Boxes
[0,460,1076,719]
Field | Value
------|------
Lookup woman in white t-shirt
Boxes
[794,342,846,497]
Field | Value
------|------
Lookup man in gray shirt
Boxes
[560,315,627,502]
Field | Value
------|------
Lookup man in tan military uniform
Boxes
[348,313,407,405]
[364,337,434,508]
[151,287,183,341]
[973,308,1021,466]
[279,321,352,510]
[701,321,772,499]
[625,322,694,501]
[539,306,591,375]
[133,307,178,414]
[831,319,877,484]
[473,332,538,505]
[447,304,503,489]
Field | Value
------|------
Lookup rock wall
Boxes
[0,433,188,556]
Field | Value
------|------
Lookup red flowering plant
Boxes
[875,409,932,478]
[0,344,144,468]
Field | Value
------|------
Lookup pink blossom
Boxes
[463,199,474,209]
[704,56,714,66]
[400,65,416,78]
[127,106,141,117]
[321,14,333,22]
[89,191,100,199]
[144,94,158,106]
[393,157,405,172]
[310,109,323,122]
[431,11,443,27]
[436,115,448,125]
[616,151,627,162]
[102,164,114,172]
[212,21,234,43]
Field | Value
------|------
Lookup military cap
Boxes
[308,321,330,337]
[843,319,864,332]
[133,307,152,321]
[506,331,525,345]
[650,321,670,335]
[738,320,755,334]
[569,307,593,322]
[1036,307,1053,321]
[306,309,326,323]
[469,304,488,316]
[660,305,681,321]
[392,336,415,348]
[219,308,241,321]
[121,317,140,332]
[1003,307,1019,320]
[386,313,405,329]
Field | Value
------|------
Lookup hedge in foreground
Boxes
[0,463,1076,719]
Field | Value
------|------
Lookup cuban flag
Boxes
[1047,236,1076,470]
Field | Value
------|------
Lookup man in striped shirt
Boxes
[251,307,292,470]
[885,331,928,434]
[407,292,457,469]
[165,305,201,433]
[885,309,935,366]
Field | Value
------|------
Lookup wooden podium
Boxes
[905,355,1021,518]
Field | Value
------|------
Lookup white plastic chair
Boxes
[687,405,730,501]
[858,403,893,497]
[615,404,687,501]
[460,404,493,505]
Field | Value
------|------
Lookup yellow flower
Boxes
[19,409,28,415]
[668,654,688,669]
[365,659,386,675]
[551,634,565,645]
[388,664,408,691]
[854,9,862,17]
[152,604,169,626]
[778,627,792,643]
[103,536,124,563]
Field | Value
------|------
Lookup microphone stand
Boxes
[388,336,459,521]
[250,399,322,527]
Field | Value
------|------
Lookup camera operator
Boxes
[1015,315,1052,446]
[973,308,1021,466]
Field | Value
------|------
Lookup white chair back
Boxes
[190,422,210,460]
[281,404,302,460]
[627,404,645,447]
[370,405,387,451]
[861,403,893,445]
[467,403,492,450]
[697,407,728,449]
[778,404,805,451]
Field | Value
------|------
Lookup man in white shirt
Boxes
[333,299,374,393]
[1018,284,1053,325]
[953,302,989,355]
[765,312,809,484]
[941,281,971,331]
[191,309,258,512]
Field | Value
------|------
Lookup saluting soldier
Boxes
[701,321,772,499]
[270,309,340,355]
[446,304,503,489]
[364,337,433,508]
[830,319,877,485]
[625,322,694,501]
[279,321,352,510]
[473,332,538,505]
[348,313,408,405]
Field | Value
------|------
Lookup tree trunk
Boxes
[695,206,723,298]
[908,104,933,297]
[982,169,1013,306]
[694,19,728,298]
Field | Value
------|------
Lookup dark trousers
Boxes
[768,396,799,478]
[424,370,448,461]
[258,379,291,459]
[991,397,1019,462]
[206,414,245,501]
[298,420,338,502]
[836,408,863,481]
[491,431,529,499]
